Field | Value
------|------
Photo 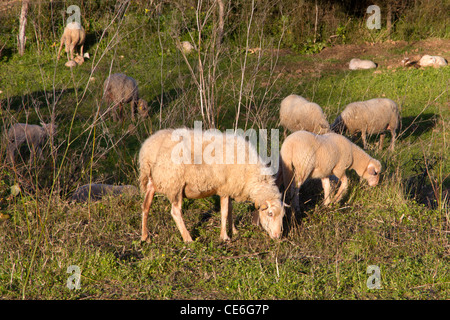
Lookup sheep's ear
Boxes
[367,164,377,175]
[283,202,291,208]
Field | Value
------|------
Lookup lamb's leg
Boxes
[170,195,193,243]
[322,177,332,206]
[141,179,156,242]
[361,130,368,149]
[378,133,385,150]
[220,196,231,241]
[57,38,65,60]
[333,174,349,203]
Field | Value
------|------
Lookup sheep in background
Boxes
[181,41,194,54]
[278,131,381,211]
[57,21,86,61]
[138,128,285,242]
[71,183,139,203]
[279,94,330,137]
[103,73,148,121]
[418,55,448,68]
[331,98,399,151]
[6,122,57,165]
[349,58,377,70]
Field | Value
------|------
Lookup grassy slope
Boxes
[0,12,449,300]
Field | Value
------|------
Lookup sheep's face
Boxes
[363,160,382,187]
[258,200,284,239]
[137,99,149,117]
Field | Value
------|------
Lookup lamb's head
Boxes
[137,99,149,117]
[257,199,285,239]
[40,122,58,137]
[362,159,382,187]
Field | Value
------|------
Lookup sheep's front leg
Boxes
[141,179,156,242]
[130,101,136,121]
[389,129,396,151]
[220,196,237,241]
[378,133,385,150]
[321,177,332,206]
[333,174,349,203]
[361,130,368,149]
[170,195,193,243]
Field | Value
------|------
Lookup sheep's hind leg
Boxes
[220,196,237,241]
[171,195,193,243]
[321,177,332,206]
[141,179,156,242]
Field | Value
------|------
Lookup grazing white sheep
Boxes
[278,131,382,211]
[418,55,448,68]
[7,122,57,165]
[138,128,285,242]
[331,98,399,151]
[349,58,377,70]
[103,73,148,121]
[71,183,138,202]
[57,21,86,61]
[279,94,330,136]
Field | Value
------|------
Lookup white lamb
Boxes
[349,58,377,70]
[57,21,86,61]
[278,131,382,211]
[331,98,399,151]
[138,128,285,242]
[279,94,330,136]
[418,55,448,68]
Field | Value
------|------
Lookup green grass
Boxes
[0,6,449,300]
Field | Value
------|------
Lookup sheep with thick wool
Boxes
[57,21,86,61]
[278,131,381,211]
[279,94,330,136]
[103,73,148,121]
[418,55,448,68]
[7,122,57,165]
[331,98,399,151]
[349,58,377,70]
[138,128,285,243]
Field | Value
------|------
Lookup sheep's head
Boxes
[137,99,149,117]
[41,122,58,137]
[330,115,346,134]
[254,200,285,239]
[362,159,382,187]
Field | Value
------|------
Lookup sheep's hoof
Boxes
[220,234,231,242]
[140,234,151,243]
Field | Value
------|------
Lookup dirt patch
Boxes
[277,38,450,75]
